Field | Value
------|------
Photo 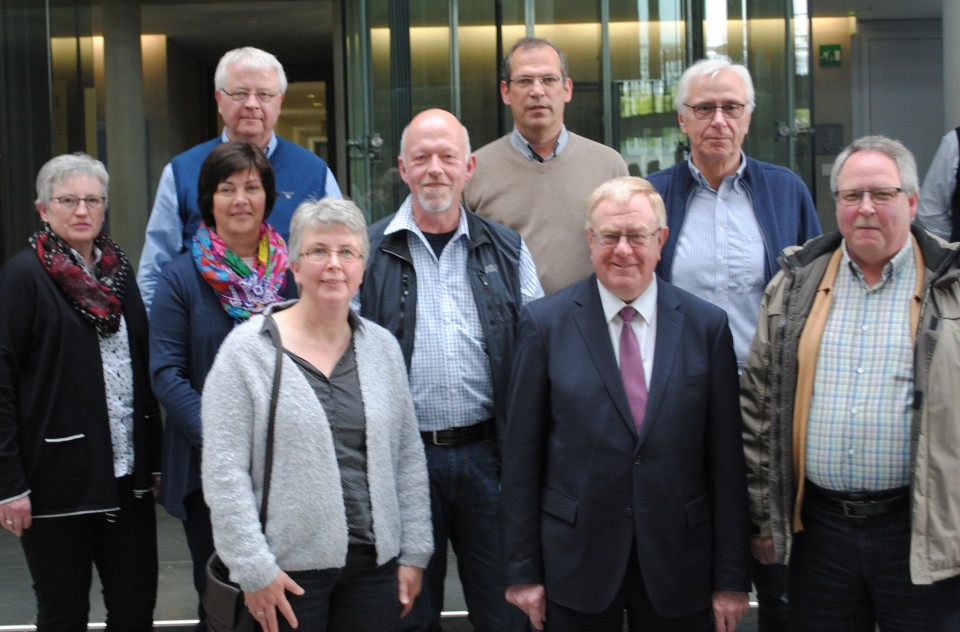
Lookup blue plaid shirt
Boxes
[806,238,917,491]
[360,198,542,431]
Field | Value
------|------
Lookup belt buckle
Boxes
[427,430,453,446]
[841,500,868,519]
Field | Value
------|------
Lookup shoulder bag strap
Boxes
[258,315,284,529]
[950,127,960,242]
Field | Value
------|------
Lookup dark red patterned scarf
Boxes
[30,223,128,334]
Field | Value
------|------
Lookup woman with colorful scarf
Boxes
[0,153,163,630]
[149,141,295,631]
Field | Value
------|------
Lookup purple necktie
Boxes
[619,306,648,434]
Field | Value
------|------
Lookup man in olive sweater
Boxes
[464,37,628,295]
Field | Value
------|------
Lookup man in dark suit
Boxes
[500,176,752,631]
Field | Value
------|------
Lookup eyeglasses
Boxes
[52,195,107,211]
[301,247,363,263]
[833,187,905,206]
[220,89,280,103]
[591,228,662,249]
[508,75,563,90]
[683,103,747,120]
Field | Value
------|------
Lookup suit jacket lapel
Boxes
[640,282,684,442]
[571,278,639,438]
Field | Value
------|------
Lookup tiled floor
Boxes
[0,510,757,631]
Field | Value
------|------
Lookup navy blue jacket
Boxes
[647,156,822,284]
[359,210,525,438]
[149,252,295,519]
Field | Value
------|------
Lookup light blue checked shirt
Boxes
[806,238,917,492]
[363,198,543,432]
[670,156,765,370]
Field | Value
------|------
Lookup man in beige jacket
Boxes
[740,135,960,631]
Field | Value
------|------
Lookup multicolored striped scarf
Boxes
[30,222,127,335]
[192,222,289,321]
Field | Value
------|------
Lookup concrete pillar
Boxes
[102,0,149,267]
[944,0,960,128]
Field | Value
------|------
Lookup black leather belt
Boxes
[806,481,909,519]
[421,419,494,446]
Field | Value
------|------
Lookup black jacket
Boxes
[359,208,525,439]
[0,248,161,516]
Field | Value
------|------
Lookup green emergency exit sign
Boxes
[819,45,842,67]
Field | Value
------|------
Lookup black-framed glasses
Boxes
[220,89,279,103]
[833,187,905,206]
[591,228,661,249]
[683,103,747,120]
[52,195,107,211]
[508,75,563,90]
[301,247,363,263]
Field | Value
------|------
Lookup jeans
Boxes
[20,476,158,632]
[789,485,960,631]
[280,546,399,632]
[401,439,525,632]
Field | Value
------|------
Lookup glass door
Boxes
[702,0,813,186]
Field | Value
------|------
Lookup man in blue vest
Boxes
[137,46,341,310]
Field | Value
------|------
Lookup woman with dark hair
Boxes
[150,141,295,630]
[0,152,162,630]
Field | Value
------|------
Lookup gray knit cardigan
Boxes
[201,302,433,591]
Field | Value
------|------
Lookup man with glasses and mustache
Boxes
[646,57,821,631]
[740,136,960,630]
[357,108,543,632]
[137,46,341,311]
[465,37,628,295]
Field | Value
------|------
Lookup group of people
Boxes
[1,35,959,632]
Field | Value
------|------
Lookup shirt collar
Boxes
[509,125,569,162]
[841,235,915,287]
[686,151,748,192]
[220,129,278,158]
[385,195,471,243]
[596,275,658,326]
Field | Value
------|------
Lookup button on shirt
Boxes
[671,157,765,369]
[377,199,542,432]
[806,238,917,492]
[597,277,658,387]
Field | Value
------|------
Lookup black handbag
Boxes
[204,318,284,632]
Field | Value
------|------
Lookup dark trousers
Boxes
[401,439,526,632]
[20,476,158,632]
[789,484,960,632]
[545,546,711,632]
[753,560,789,631]
[181,488,215,631]
[279,545,399,632]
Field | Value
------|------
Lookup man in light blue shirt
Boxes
[137,47,341,310]
[647,57,822,632]
[357,109,542,632]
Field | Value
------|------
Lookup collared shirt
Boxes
[509,125,570,162]
[597,277,658,386]
[374,198,542,432]
[806,238,916,491]
[671,155,765,369]
[78,246,135,478]
[286,314,375,545]
[917,128,959,240]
